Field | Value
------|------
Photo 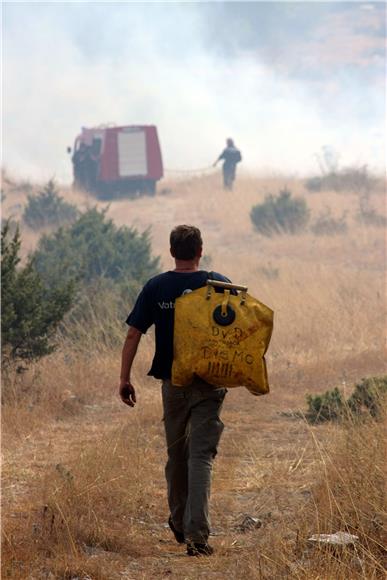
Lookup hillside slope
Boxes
[2,172,386,578]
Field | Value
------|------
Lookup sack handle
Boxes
[206,279,248,305]
[207,279,248,292]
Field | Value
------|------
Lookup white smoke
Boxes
[3,3,385,182]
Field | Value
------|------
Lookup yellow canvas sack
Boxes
[172,279,274,396]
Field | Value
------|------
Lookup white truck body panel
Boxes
[118,129,147,177]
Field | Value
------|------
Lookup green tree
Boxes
[1,222,74,370]
[32,207,160,299]
[23,179,79,230]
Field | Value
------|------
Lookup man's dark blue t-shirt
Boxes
[126,270,231,380]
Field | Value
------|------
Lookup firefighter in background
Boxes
[71,142,88,189]
[84,141,100,191]
[213,138,242,190]
[71,142,100,191]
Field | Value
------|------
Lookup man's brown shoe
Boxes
[187,542,214,556]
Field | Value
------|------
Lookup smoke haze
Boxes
[3,2,385,182]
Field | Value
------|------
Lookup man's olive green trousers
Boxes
[162,379,226,543]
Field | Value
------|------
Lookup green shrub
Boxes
[1,222,74,371]
[347,377,387,419]
[310,208,347,235]
[304,176,324,192]
[32,207,160,299]
[357,193,386,228]
[306,387,344,423]
[250,188,310,236]
[1,217,19,237]
[306,376,387,423]
[23,180,79,229]
[305,166,377,194]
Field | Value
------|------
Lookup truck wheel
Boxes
[143,180,156,196]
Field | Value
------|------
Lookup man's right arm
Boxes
[213,150,225,166]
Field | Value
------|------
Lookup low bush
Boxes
[306,376,387,423]
[250,188,310,236]
[357,193,386,227]
[347,376,387,418]
[305,165,377,194]
[23,180,79,229]
[310,208,347,235]
[306,387,344,423]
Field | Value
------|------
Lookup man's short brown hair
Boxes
[170,225,203,260]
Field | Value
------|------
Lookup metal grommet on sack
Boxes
[213,304,236,326]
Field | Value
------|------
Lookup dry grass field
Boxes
[2,170,386,579]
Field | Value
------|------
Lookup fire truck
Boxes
[68,125,163,197]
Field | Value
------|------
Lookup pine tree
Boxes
[1,222,74,370]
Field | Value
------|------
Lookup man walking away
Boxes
[119,225,231,556]
[213,138,242,190]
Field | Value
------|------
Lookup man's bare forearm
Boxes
[120,326,142,382]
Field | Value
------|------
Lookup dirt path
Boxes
[4,353,385,579]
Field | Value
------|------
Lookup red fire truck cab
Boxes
[69,125,163,197]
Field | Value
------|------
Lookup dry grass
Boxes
[2,172,386,578]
